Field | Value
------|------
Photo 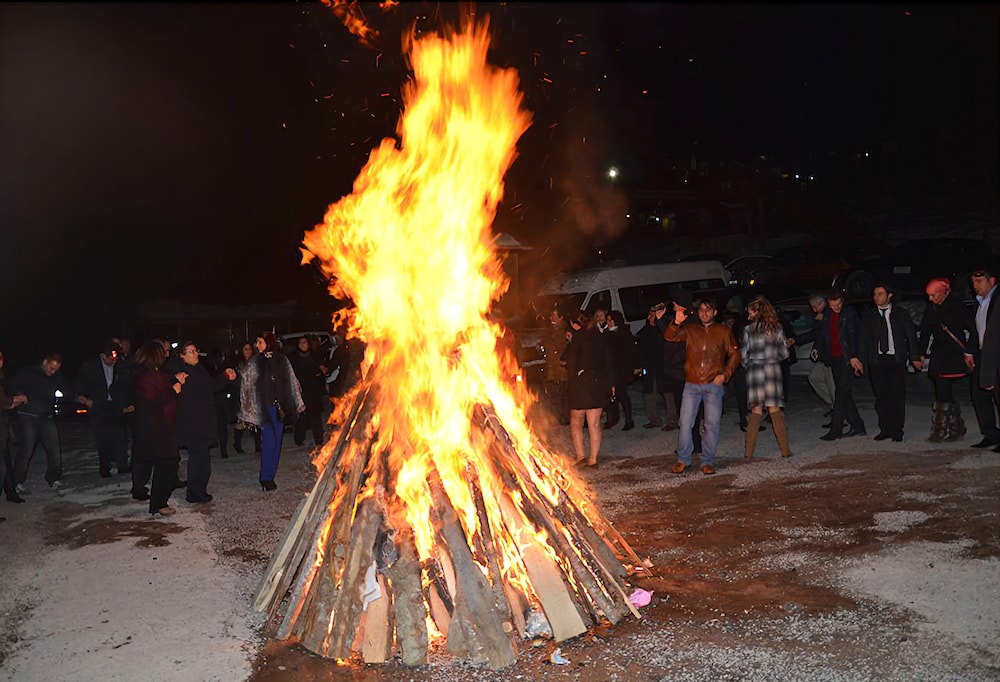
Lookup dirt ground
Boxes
[2,373,999,681]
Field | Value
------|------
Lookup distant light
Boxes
[794,174,800,180]
[865,151,870,158]
[687,57,694,63]
[625,213,631,219]
[55,389,64,398]
[607,166,619,179]
[171,342,179,349]
[809,175,815,181]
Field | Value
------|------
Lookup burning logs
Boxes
[253,379,644,669]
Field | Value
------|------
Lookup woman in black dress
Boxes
[565,312,614,467]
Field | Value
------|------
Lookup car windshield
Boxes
[523,293,588,326]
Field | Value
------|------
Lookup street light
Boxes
[607,166,619,180]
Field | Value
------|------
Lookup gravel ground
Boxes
[1,372,998,681]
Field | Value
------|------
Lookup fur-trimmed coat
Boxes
[237,352,304,427]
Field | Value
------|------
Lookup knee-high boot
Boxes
[943,402,966,442]
[771,410,792,457]
[927,402,948,442]
[744,413,762,459]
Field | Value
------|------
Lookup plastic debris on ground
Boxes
[548,648,570,665]
[629,587,653,607]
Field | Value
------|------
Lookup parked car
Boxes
[835,238,997,303]
[766,241,862,293]
[53,389,89,419]
[725,255,782,289]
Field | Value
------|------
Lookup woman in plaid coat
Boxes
[741,296,793,458]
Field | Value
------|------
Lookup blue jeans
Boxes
[259,406,284,482]
[677,382,724,466]
[14,414,62,485]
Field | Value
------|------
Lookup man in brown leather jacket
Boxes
[660,298,740,475]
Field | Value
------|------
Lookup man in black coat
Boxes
[819,290,867,441]
[858,285,921,442]
[166,342,236,503]
[8,352,86,490]
[77,341,134,477]
[968,268,1000,448]
[603,310,638,431]
[637,306,668,428]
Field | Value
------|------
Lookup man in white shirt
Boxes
[967,268,1000,448]
[859,285,920,442]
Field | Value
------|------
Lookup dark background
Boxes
[1,2,996,371]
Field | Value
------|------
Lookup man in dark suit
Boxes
[819,290,867,441]
[858,285,921,442]
[77,341,134,477]
[967,268,1000,448]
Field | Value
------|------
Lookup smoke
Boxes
[557,146,629,244]
[533,106,629,274]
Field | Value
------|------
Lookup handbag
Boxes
[274,399,296,426]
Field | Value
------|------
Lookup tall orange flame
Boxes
[302,19,590,600]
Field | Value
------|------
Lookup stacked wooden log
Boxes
[253,378,644,670]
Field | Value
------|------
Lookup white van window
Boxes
[584,290,613,316]
[619,278,727,322]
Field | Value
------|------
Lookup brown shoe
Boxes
[702,465,716,475]
[671,462,688,474]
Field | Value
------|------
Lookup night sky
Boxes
[1,2,996,367]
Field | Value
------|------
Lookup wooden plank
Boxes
[424,561,452,638]
[477,404,631,625]
[281,403,377,642]
[326,497,383,658]
[499,495,587,641]
[296,466,377,655]
[361,574,391,663]
[385,529,428,666]
[469,471,517,637]
[253,383,372,615]
[429,475,517,670]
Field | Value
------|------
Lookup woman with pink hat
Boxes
[916,278,976,442]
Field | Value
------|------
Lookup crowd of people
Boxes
[2,268,998,520]
[539,267,1000,473]
[0,332,329,519]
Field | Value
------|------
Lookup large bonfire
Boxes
[253,20,643,669]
